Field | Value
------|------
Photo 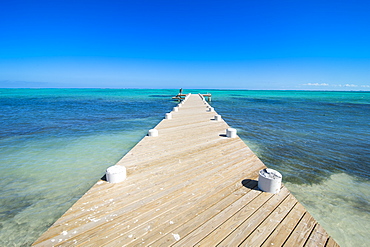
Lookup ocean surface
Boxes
[0,89,369,246]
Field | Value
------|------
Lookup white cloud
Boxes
[302,83,370,89]
[303,83,329,86]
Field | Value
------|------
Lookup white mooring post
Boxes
[173,107,179,112]
[106,165,127,183]
[165,113,172,119]
[208,107,214,112]
[215,115,222,121]
[148,129,158,137]
[226,128,237,138]
[258,168,282,194]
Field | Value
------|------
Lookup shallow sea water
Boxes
[0,89,369,246]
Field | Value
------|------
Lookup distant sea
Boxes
[0,89,369,246]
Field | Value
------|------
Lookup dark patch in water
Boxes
[230,97,286,105]
[0,196,34,220]
[148,95,171,98]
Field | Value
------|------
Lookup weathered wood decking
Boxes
[33,94,339,246]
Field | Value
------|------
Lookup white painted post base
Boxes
[258,168,282,194]
[226,128,237,138]
[173,107,178,112]
[215,115,222,121]
[106,165,127,183]
[148,129,158,137]
[165,113,172,119]
[208,107,214,112]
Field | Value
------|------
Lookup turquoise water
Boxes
[0,89,369,246]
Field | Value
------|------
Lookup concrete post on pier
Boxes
[226,128,237,138]
[148,129,158,137]
[173,107,179,112]
[106,165,127,183]
[215,115,222,121]
[165,113,172,119]
[258,168,282,194]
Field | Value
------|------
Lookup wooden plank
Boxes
[157,186,264,247]
[283,212,317,247]
[215,187,290,246]
[261,201,306,247]
[179,187,288,247]
[239,194,297,246]
[305,223,329,247]
[105,179,260,247]
[131,175,262,246]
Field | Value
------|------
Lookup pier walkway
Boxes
[33,94,339,246]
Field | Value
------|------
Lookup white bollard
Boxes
[208,107,214,112]
[165,113,172,119]
[173,107,178,112]
[148,129,158,137]
[226,128,237,138]
[178,103,182,107]
[215,115,222,121]
[106,165,126,183]
[258,168,282,194]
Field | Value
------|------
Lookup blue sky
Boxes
[0,0,369,90]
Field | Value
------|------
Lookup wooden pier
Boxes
[172,93,211,101]
[33,94,339,246]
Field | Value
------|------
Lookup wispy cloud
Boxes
[302,83,370,88]
[303,83,329,86]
